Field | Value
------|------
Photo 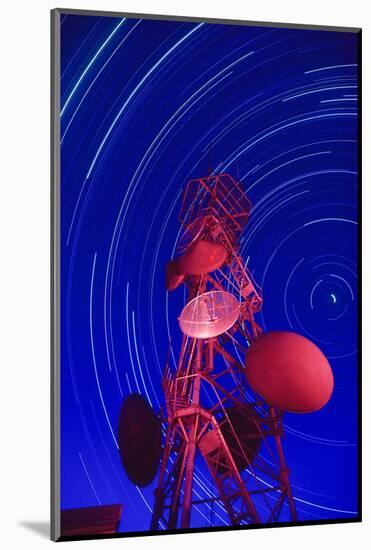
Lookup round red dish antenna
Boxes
[166,240,227,290]
[118,394,162,487]
[177,240,227,275]
[166,260,185,292]
[178,290,240,339]
[245,331,334,413]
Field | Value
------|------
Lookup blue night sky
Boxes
[59,13,359,533]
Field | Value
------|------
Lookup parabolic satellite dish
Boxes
[176,240,227,276]
[178,290,240,339]
[166,259,185,292]
[118,394,162,487]
[245,331,334,413]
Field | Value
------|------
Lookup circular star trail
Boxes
[60,14,359,531]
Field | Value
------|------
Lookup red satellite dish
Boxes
[118,394,162,487]
[178,290,240,339]
[166,240,227,291]
[177,240,227,276]
[165,259,185,292]
[245,331,334,413]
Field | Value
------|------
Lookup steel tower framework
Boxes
[150,173,297,530]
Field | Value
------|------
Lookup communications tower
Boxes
[118,172,334,531]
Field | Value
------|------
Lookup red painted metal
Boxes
[176,240,227,275]
[166,240,227,289]
[245,331,334,413]
[151,172,298,530]
[166,260,185,291]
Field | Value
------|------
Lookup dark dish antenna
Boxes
[118,394,162,487]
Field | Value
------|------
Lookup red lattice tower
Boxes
[150,173,298,529]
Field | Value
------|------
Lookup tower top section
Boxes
[179,173,252,237]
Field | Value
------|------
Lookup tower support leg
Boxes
[180,414,199,528]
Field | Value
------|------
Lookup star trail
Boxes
[60,13,359,532]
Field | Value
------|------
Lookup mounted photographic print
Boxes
[51,8,361,542]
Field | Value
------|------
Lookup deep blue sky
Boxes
[60,13,359,533]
